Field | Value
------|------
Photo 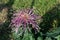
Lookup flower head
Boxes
[10,8,41,33]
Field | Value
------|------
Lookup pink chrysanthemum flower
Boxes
[10,8,41,33]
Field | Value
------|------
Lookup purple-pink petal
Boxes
[10,8,41,33]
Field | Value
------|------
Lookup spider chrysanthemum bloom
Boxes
[10,8,41,34]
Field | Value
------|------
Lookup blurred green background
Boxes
[0,0,60,40]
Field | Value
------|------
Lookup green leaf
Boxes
[22,29,34,40]
[37,37,42,40]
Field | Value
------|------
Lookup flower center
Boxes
[21,13,29,20]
